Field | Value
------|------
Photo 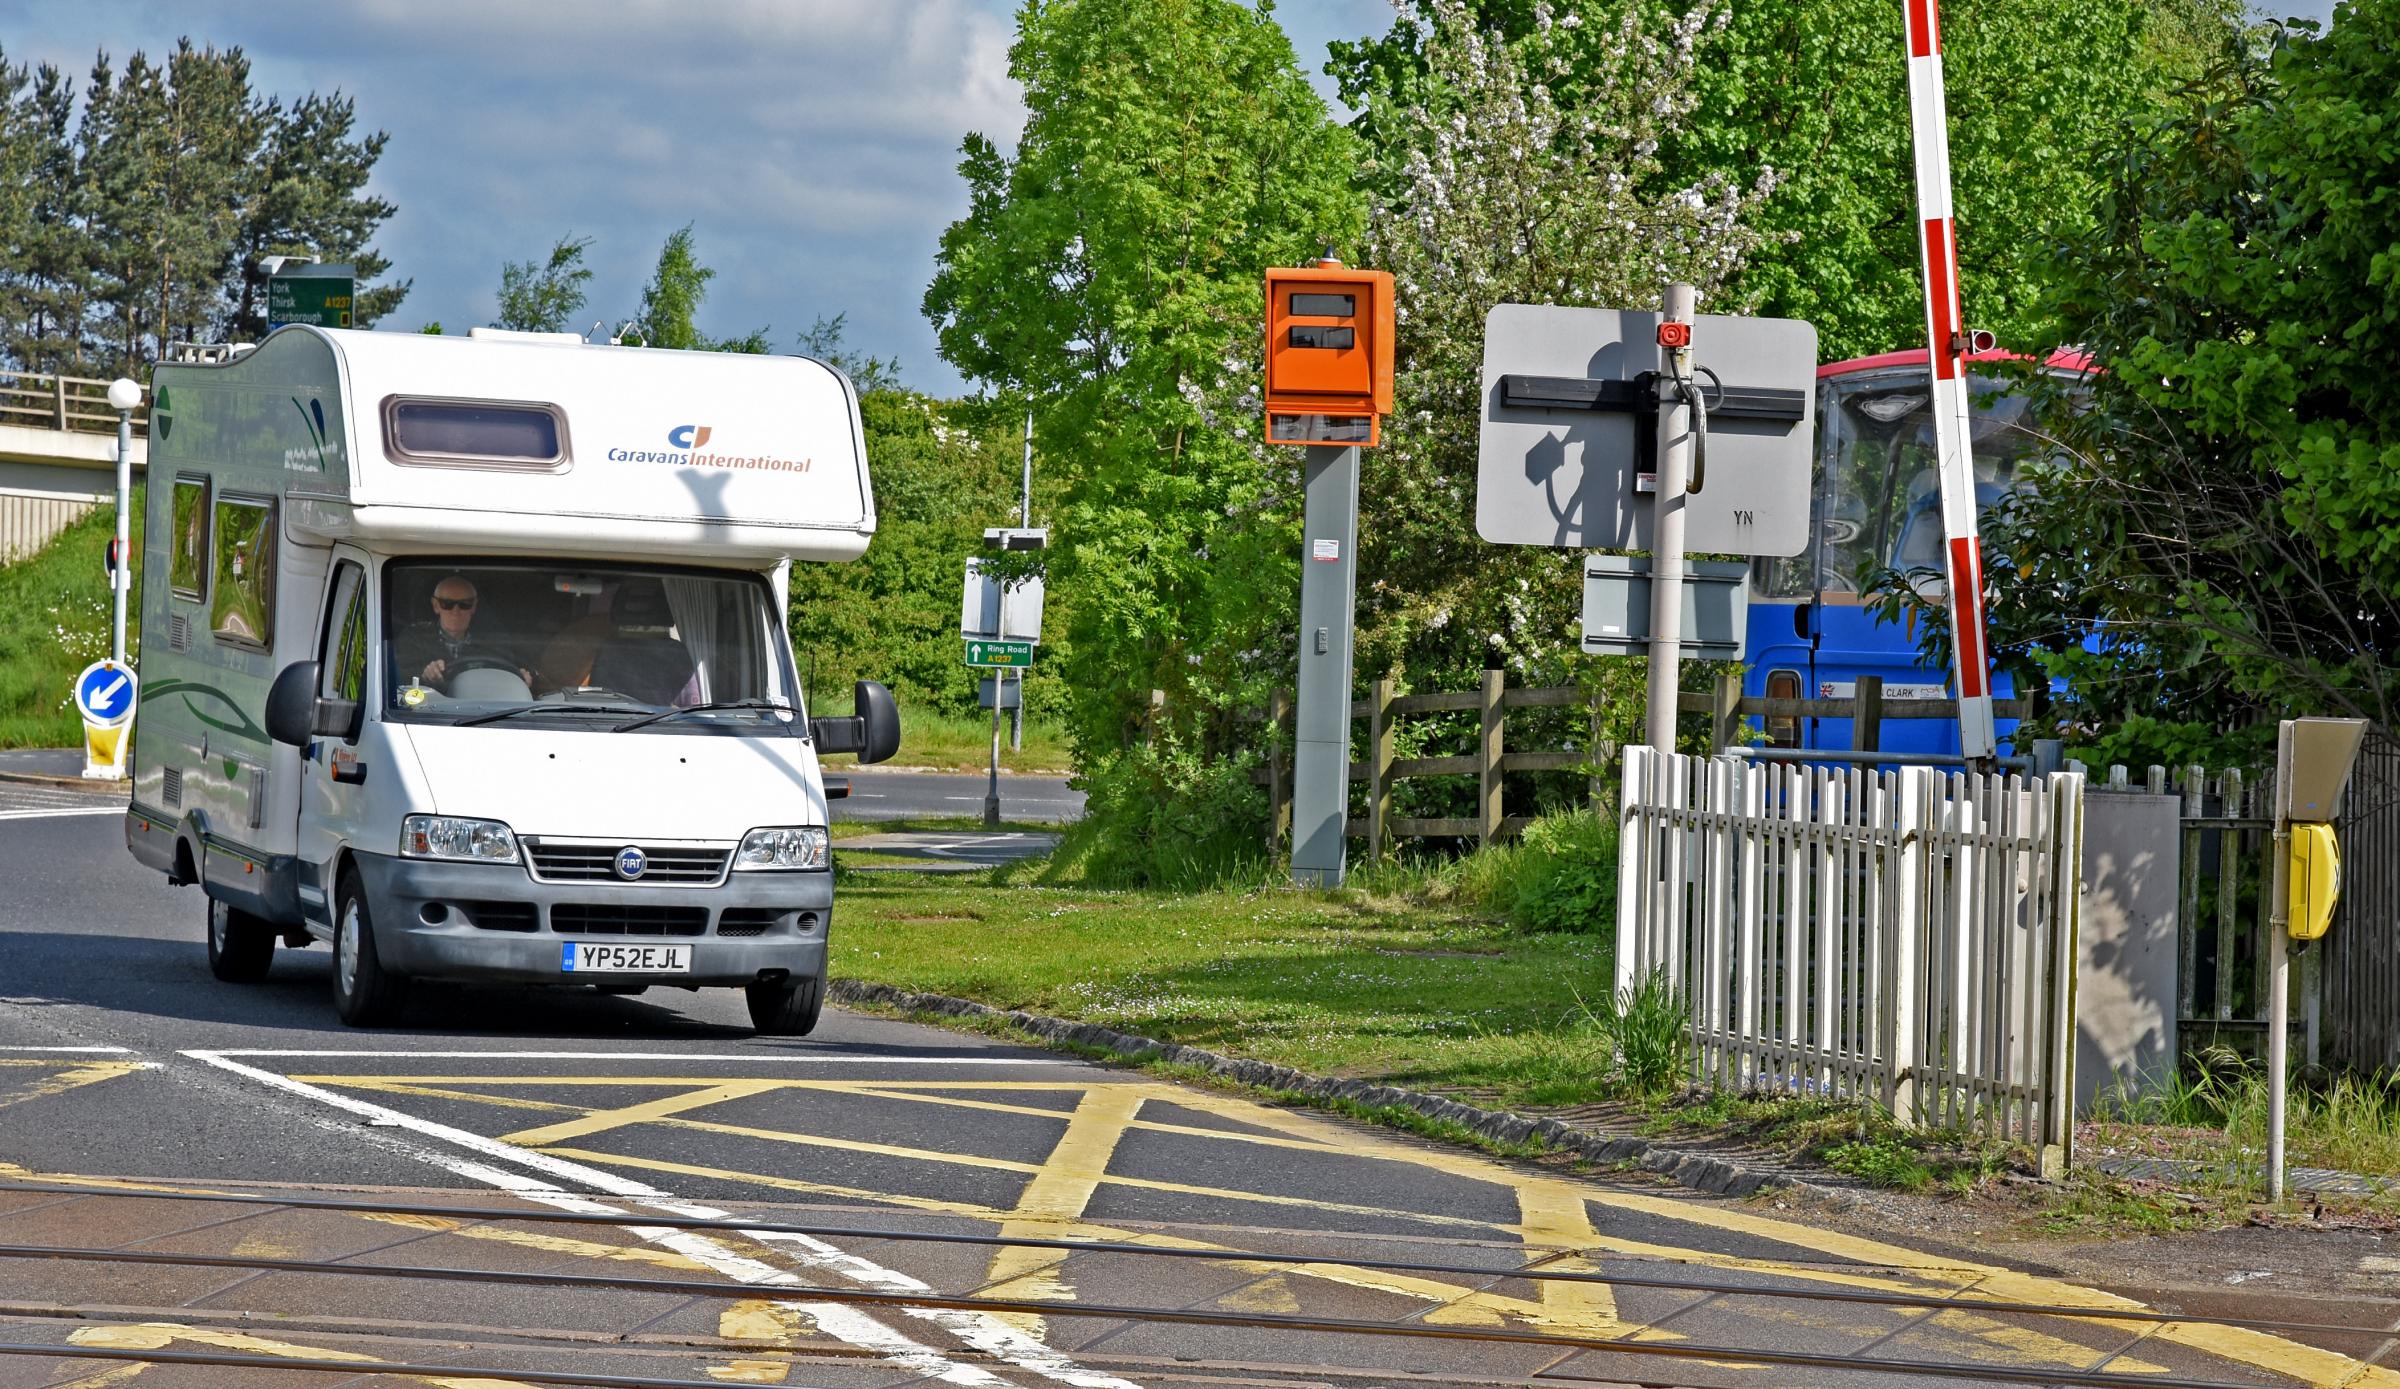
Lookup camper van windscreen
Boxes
[386,398,567,468]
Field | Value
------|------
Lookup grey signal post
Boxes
[1291,442,1362,888]
[1646,284,1696,752]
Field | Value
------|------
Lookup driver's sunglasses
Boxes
[435,597,477,612]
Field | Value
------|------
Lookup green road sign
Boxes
[268,271,356,329]
[965,639,1035,669]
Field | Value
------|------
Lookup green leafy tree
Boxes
[1978,4,2400,737]
[1340,0,1771,717]
[624,224,768,353]
[788,392,1028,715]
[1332,0,2238,362]
[493,233,593,334]
[926,0,1361,748]
[797,313,901,393]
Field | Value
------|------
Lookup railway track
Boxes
[3,1179,2392,1388]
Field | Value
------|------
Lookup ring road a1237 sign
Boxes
[964,639,1034,669]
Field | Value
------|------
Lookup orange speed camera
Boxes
[1264,260,1394,447]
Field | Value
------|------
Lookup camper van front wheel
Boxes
[206,899,276,983]
[745,975,823,1037]
[333,872,411,1027]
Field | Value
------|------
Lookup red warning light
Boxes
[1656,321,1692,350]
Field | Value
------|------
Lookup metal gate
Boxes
[1617,747,2085,1156]
[2325,728,2400,1073]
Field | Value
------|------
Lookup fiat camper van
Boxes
[124,326,898,1033]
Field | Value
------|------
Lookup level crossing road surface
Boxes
[2,778,2397,1388]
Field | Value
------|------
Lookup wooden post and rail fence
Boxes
[0,366,151,438]
[1244,670,2033,862]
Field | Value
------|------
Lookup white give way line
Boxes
[0,805,126,820]
[182,1048,1140,1389]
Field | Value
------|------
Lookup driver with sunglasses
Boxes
[394,575,531,692]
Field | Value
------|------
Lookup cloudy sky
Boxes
[0,0,2335,398]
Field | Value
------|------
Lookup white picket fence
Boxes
[1616,747,2086,1157]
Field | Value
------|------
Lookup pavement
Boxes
[1,775,2397,1387]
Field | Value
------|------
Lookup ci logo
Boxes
[667,424,713,450]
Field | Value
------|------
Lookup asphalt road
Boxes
[0,746,1085,823]
[0,777,2390,1388]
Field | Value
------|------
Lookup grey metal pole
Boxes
[2266,719,2293,1202]
[985,696,1002,828]
[1644,284,1697,753]
[111,403,134,664]
[1290,443,1361,888]
[1016,411,1031,753]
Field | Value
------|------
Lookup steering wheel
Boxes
[444,655,522,678]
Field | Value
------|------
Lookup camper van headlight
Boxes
[401,815,522,864]
[735,826,829,871]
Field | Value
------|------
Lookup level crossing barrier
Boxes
[1616,745,2084,1161]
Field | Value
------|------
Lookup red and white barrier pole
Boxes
[1902,0,1996,761]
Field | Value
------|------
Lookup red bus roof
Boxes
[1818,346,2091,379]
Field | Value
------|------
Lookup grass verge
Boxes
[0,500,139,749]
[820,708,1072,774]
[829,863,1616,1108]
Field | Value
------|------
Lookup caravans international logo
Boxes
[605,426,815,475]
[152,386,174,442]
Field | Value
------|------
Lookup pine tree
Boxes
[223,90,405,339]
[12,64,96,371]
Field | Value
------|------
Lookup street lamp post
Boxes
[106,377,141,665]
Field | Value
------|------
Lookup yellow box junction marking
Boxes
[0,1057,150,1114]
[191,1067,2400,1389]
[65,1322,537,1388]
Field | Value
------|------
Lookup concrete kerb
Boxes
[827,979,1861,1210]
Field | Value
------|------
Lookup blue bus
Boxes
[1742,348,2085,756]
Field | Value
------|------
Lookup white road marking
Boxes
[199,1050,1075,1064]
[0,1046,134,1053]
[184,1049,1138,1389]
[0,806,127,820]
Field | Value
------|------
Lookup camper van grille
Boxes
[550,904,707,936]
[161,766,182,808]
[167,613,191,652]
[524,840,730,885]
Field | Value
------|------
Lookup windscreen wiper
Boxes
[612,699,798,733]
[453,702,648,728]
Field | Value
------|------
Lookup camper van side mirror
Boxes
[267,662,321,747]
[855,680,901,766]
[808,680,902,765]
[266,660,362,747]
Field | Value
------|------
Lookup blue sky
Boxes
[1,1,2335,398]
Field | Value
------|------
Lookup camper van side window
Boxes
[384,398,567,469]
[209,496,276,650]
[170,477,209,600]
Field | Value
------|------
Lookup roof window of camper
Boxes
[384,398,568,469]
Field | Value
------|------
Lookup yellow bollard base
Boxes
[82,718,131,781]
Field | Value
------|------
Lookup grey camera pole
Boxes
[1290,442,1361,888]
[1644,284,1697,753]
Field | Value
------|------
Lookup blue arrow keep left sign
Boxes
[74,660,138,727]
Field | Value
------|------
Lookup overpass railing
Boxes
[0,368,148,439]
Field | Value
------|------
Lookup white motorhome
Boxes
[124,326,900,1033]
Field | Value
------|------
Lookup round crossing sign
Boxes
[74,660,138,727]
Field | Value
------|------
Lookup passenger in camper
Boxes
[393,575,531,693]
